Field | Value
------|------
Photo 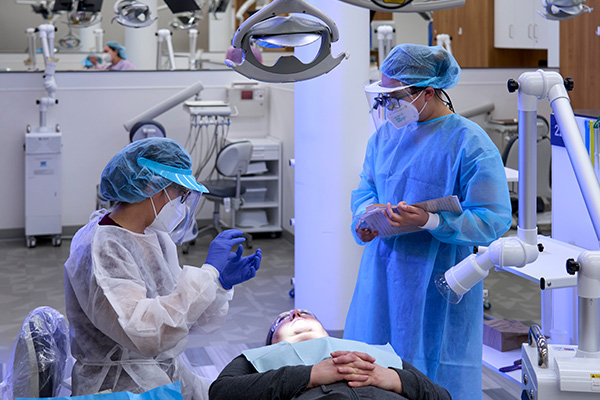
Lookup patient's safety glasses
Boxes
[269,309,316,334]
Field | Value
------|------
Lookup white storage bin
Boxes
[243,187,267,203]
[237,210,269,227]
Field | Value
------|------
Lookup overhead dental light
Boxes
[538,0,592,20]
[228,0,348,83]
[163,0,206,30]
[66,0,103,28]
[338,0,465,12]
[112,0,157,28]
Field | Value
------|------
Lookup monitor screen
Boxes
[77,0,103,12]
[163,0,201,14]
[52,0,73,11]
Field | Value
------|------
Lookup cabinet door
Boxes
[494,0,519,48]
[495,0,549,49]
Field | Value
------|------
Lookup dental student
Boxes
[64,138,261,400]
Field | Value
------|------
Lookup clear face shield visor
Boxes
[365,81,420,131]
[168,188,203,246]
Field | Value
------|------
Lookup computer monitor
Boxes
[163,0,201,14]
[52,0,73,12]
[77,0,103,12]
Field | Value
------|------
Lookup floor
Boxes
[0,229,536,399]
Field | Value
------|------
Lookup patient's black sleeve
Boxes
[394,361,452,400]
[209,355,312,400]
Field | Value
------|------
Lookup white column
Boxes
[125,0,158,70]
[209,4,236,52]
[294,1,370,331]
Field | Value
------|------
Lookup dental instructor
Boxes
[345,44,511,399]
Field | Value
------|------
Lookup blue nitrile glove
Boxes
[219,245,262,290]
[205,229,246,273]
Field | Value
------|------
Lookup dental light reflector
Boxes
[538,0,592,20]
[251,16,325,49]
[68,0,104,27]
[113,0,157,28]
[229,0,348,83]
[338,0,464,12]
[170,11,203,30]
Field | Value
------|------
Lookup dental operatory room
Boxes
[3,0,600,399]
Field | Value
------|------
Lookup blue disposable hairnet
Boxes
[106,41,127,60]
[381,44,460,89]
[100,138,192,203]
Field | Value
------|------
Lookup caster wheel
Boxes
[483,300,491,311]
[26,236,36,248]
[289,288,295,298]
[52,236,62,247]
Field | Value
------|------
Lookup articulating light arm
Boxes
[437,70,600,303]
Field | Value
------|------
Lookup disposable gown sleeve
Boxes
[209,355,311,400]
[350,136,379,245]
[428,150,512,246]
[86,238,232,357]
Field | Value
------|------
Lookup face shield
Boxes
[365,80,420,131]
[168,187,203,245]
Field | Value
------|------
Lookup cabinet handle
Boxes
[533,24,538,39]
[509,24,514,39]
[528,24,533,39]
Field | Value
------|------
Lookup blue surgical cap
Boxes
[100,138,192,203]
[381,44,460,89]
[106,41,127,60]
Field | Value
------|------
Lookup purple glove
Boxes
[218,245,262,290]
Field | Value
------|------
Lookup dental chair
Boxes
[190,140,254,251]
[0,306,72,399]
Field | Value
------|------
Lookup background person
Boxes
[64,137,261,400]
[89,41,136,70]
[345,43,512,399]
[209,309,451,400]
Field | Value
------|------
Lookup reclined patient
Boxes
[209,309,451,399]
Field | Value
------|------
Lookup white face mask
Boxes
[386,90,427,129]
[101,53,113,64]
[149,189,186,234]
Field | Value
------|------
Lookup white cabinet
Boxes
[222,136,282,233]
[494,0,550,49]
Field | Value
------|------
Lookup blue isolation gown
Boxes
[344,114,512,400]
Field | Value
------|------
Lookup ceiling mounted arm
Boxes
[229,0,348,83]
[338,0,464,13]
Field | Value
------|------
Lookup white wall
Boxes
[0,69,271,235]
[268,84,295,236]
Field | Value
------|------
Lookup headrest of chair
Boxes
[216,140,253,177]
[6,306,70,399]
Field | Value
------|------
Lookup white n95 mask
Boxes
[101,53,112,64]
[149,189,186,234]
[385,90,427,129]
